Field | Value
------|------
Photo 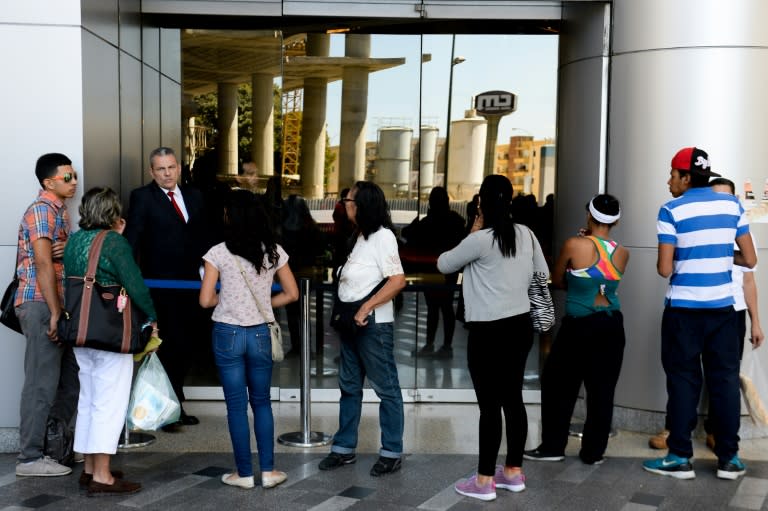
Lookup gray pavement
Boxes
[3,399,768,510]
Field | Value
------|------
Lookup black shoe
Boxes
[523,447,565,461]
[161,421,183,433]
[433,346,453,359]
[180,411,199,426]
[318,452,356,471]
[370,456,402,476]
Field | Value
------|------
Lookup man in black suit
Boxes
[124,147,209,431]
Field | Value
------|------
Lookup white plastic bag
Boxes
[127,353,181,431]
[740,345,768,427]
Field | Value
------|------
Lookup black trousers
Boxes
[467,313,533,475]
[539,311,625,463]
[151,288,206,404]
[662,307,740,463]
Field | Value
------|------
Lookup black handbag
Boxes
[58,230,152,354]
[0,276,22,334]
[330,277,389,339]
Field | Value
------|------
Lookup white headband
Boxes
[589,199,621,224]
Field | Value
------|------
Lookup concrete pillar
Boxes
[557,0,768,436]
[338,34,371,190]
[300,34,330,199]
[217,82,239,175]
[251,73,274,176]
[482,116,501,177]
[606,0,768,434]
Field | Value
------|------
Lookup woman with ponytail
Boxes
[438,175,549,501]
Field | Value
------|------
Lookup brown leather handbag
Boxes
[58,230,151,353]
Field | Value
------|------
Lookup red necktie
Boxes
[167,191,186,223]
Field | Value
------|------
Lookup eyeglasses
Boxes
[50,172,78,183]
[342,198,356,204]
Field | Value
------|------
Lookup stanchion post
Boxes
[278,278,332,447]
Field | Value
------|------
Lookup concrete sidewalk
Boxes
[2,402,768,510]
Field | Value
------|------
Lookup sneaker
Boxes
[717,456,746,480]
[582,457,606,465]
[261,470,287,488]
[642,453,695,479]
[455,475,496,501]
[87,478,142,497]
[16,456,72,477]
[494,465,525,492]
[523,447,565,461]
[318,452,356,471]
[73,452,85,463]
[370,456,402,476]
[648,429,669,450]
[221,472,255,489]
[706,433,716,452]
[433,346,453,359]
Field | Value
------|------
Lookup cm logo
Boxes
[475,90,517,115]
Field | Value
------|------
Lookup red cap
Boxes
[671,147,721,177]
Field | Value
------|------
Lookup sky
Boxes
[316,34,559,145]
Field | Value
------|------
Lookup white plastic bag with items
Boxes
[740,344,768,427]
[127,353,181,431]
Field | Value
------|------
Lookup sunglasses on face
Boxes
[50,172,78,183]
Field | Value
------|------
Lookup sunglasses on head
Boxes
[50,172,77,183]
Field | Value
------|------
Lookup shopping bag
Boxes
[127,353,181,431]
[739,345,768,427]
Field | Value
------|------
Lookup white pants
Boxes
[73,347,133,454]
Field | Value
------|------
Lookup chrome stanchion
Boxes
[278,278,332,447]
[117,418,156,451]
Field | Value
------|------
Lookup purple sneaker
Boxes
[455,475,496,501]
[494,465,526,492]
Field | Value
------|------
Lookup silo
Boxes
[418,125,439,194]
[447,114,487,201]
[376,127,413,197]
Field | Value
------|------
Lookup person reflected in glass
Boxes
[401,186,465,358]
[319,181,407,477]
[199,190,298,490]
[525,194,629,465]
[281,194,326,356]
[438,175,549,501]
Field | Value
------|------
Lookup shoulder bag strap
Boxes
[76,230,108,346]
[233,254,272,323]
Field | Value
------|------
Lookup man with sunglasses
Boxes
[14,153,80,477]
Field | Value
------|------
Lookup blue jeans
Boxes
[212,322,274,477]
[332,316,403,458]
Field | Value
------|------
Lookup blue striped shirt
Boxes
[657,188,749,308]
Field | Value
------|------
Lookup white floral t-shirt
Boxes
[338,227,404,323]
[203,242,289,326]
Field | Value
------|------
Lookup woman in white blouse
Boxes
[200,190,298,490]
[318,181,407,477]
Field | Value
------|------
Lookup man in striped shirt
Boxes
[643,147,757,481]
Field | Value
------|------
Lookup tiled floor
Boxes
[3,401,768,510]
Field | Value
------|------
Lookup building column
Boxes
[300,34,330,199]
[251,73,274,176]
[338,34,370,190]
[217,82,239,175]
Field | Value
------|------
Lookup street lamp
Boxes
[443,34,465,187]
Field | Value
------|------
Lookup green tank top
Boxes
[565,236,622,317]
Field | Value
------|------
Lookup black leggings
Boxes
[467,313,534,475]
